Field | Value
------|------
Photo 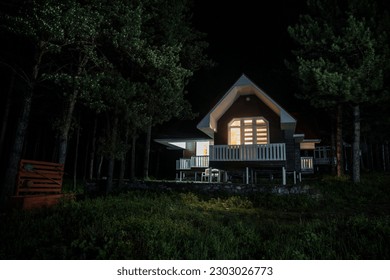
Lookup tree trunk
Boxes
[382,143,386,172]
[143,122,152,180]
[352,105,360,183]
[89,115,98,180]
[58,55,87,166]
[119,157,126,187]
[385,141,390,171]
[118,126,129,187]
[82,135,89,181]
[130,134,137,181]
[0,72,15,160]
[336,104,344,177]
[73,123,80,190]
[106,114,119,194]
[97,155,103,180]
[106,157,115,194]
[1,47,43,208]
[369,142,374,170]
[330,117,336,175]
[1,88,33,208]
[58,92,77,165]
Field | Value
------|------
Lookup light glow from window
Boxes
[196,141,210,156]
[228,117,269,145]
[230,127,241,145]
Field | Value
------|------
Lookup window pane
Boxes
[196,141,210,156]
[256,119,265,124]
[229,117,269,146]
[230,127,241,145]
[231,120,240,127]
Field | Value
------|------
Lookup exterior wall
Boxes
[214,94,283,145]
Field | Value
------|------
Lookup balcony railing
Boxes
[314,146,334,165]
[300,156,314,172]
[176,156,209,170]
[191,155,209,168]
[209,143,286,161]
[176,158,191,170]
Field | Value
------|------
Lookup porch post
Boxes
[282,167,286,186]
[246,167,249,185]
[293,171,296,185]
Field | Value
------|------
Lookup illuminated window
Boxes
[196,141,210,156]
[230,127,241,145]
[228,117,269,145]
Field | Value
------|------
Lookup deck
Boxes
[176,144,333,174]
[176,144,286,171]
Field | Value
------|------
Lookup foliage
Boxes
[288,0,389,108]
[1,174,389,259]
[0,0,211,191]
[287,0,390,182]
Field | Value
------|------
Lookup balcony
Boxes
[209,143,286,161]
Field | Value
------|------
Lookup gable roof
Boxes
[197,74,296,138]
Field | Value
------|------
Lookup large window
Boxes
[228,117,269,145]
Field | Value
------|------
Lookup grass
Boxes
[0,173,389,259]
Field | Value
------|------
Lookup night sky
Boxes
[157,0,309,138]
[188,0,306,116]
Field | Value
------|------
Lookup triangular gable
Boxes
[197,74,296,138]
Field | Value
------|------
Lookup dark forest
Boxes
[0,0,389,209]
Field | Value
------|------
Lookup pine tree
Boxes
[288,0,389,182]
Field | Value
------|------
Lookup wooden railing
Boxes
[190,155,209,168]
[209,143,286,161]
[300,157,314,172]
[176,158,191,170]
[176,156,210,170]
[314,146,333,165]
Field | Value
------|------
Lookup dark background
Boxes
[188,0,306,115]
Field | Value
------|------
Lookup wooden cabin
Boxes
[155,74,332,183]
